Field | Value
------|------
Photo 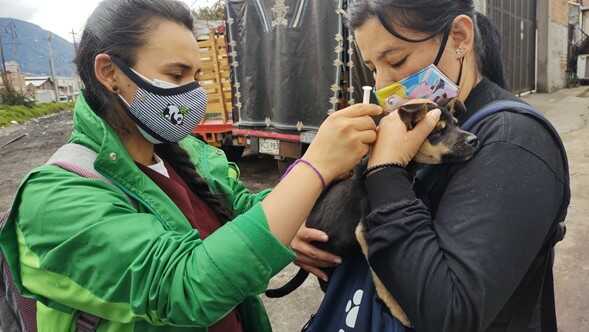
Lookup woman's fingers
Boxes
[292,240,342,265]
[295,261,329,282]
[349,116,377,131]
[368,107,442,167]
[356,130,378,144]
[335,104,383,118]
[297,226,329,243]
[295,254,337,268]
[409,108,441,140]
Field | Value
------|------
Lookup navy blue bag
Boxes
[302,253,407,332]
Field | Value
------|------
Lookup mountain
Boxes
[0,18,75,77]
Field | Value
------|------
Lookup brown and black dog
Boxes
[266,98,479,327]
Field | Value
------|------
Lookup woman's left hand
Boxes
[368,109,441,168]
[291,225,342,282]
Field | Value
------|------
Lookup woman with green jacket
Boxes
[0,0,439,331]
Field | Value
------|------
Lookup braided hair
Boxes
[75,0,232,222]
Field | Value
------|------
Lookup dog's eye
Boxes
[428,130,443,142]
[428,124,448,142]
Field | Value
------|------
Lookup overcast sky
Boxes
[0,0,216,42]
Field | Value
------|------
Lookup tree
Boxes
[193,0,225,21]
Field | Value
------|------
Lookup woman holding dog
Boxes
[293,1,569,331]
[0,1,443,331]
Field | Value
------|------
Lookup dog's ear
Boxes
[447,98,467,118]
[398,103,428,130]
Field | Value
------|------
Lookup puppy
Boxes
[266,98,478,327]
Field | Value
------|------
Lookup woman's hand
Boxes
[368,109,441,168]
[262,104,381,246]
[291,225,342,282]
[304,104,382,185]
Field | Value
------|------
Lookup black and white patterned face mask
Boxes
[111,56,207,144]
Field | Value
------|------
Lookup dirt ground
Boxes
[0,86,588,331]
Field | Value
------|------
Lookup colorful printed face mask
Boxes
[111,56,208,144]
[375,64,459,110]
[374,27,462,110]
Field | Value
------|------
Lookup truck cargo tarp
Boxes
[226,0,342,131]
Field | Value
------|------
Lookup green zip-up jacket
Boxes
[0,95,295,332]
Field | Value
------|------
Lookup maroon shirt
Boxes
[137,160,243,332]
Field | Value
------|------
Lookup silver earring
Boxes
[456,48,466,59]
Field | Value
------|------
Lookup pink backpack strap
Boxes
[46,144,109,182]
[46,144,136,208]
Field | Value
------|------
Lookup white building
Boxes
[55,76,82,101]
[25,76,56,103]
[24,76,81,103]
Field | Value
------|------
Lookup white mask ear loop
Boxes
[129,68,152,83]
[117,93,131,106]
[129,68,178,89]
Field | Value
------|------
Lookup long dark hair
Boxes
[349,0,507,89]
[75,0,232,222]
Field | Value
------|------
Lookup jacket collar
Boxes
[69,94,192,232]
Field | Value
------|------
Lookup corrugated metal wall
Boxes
[487,0,537,94]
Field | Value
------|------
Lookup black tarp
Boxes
[226,0,344,131]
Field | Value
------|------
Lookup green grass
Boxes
[0,102,74,128]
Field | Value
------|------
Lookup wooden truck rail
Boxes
[193,30,234,146]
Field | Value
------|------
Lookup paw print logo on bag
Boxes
[338,289,364,331]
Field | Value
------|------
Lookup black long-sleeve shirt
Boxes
[363,78,567,332]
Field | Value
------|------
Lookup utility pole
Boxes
[70,28,78,53]
[47,32,59,102]
[0,30,14,94]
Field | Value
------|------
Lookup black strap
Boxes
[541,251,557,332]
[433,28,451,66]
[505,247,554,332]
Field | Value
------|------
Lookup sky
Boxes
[0,0,216,42]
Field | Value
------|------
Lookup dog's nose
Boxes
[465,135,479,148]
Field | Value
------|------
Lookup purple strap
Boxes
[281,159,327,189]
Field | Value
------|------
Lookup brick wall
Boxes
[552,0,569,26]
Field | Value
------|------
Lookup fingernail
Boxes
[322,234,329,241]
[322,276,329,282]
[334,257,342,264]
